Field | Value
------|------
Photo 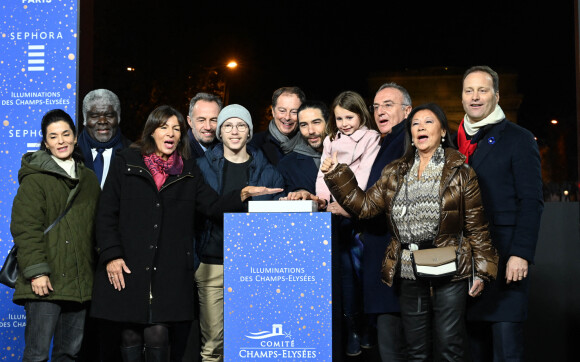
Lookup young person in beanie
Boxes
[194,104,285,361]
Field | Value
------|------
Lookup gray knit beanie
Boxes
[216,104,253,141]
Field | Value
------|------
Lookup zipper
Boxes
[434,164,460,243]
[389,165,405,243]
[126,163,153,177]
[69,226,84,301]
[126,163,194,191]
[160,172,193,191]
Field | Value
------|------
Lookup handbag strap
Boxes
[43,186,78,235]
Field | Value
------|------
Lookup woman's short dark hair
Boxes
[402,103,455,160]
[40,109,83,162]
[327,91,378,141]
[134,105,191,160]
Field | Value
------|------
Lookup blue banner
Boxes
[224,212,332,361]
[0,1,79,360]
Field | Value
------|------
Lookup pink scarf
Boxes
[143,152,184,190]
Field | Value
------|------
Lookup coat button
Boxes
[153,224,158,229]
[145,266,150,271]
[156,203,160,207]
[65,240,70,244]
[149,245,154,249]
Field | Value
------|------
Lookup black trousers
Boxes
[467,321,524,362]
[376,312,407,361]
[399,278,469,361]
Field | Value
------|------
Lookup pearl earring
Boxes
[441,136,445,143]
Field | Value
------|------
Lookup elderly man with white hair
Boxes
[77,89,132,188]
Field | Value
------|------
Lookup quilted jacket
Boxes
[11,151,100,304]
[324,147,498,286]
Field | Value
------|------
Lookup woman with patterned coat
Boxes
[321,103,498,361]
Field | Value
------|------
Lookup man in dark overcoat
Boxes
[360,82,412,361]
[457,65,544,361]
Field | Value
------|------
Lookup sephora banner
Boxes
[0,1,79,359]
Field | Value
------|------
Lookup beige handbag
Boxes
[411,245,457,279]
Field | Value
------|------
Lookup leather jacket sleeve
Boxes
[461,166,499,282]
[323,163,389,219]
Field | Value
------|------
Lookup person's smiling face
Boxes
[462,71,500,123]
[44,120,77,161]
[334,105,361,136]
[272,93,301,136]
[85,104,119,142]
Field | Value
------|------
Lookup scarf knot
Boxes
[458,105,505,163]
[143,152,184,190]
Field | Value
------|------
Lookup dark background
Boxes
[80,1,578,188]
[77,2,580,360]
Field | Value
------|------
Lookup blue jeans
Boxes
[23,300,87,362]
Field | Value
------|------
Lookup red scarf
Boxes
[456,119,478,164]
[143,152,184,190]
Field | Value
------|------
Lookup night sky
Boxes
[88,1,577,183]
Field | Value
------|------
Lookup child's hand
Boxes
[320,152,338,174]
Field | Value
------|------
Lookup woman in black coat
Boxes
[90,105,280,361]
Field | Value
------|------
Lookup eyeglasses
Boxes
[222,123,248,133]
[369,102,409,113]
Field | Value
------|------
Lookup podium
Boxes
[223,202,332,361]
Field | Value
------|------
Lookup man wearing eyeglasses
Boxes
[362,83,412,360]
[281,85,412,359]
[249,86,310,166]
[187,92,222,159]
[195,104,285,362]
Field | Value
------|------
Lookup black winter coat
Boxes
[464,119,543,322]
[90,148,244,323]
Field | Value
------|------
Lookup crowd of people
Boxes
[9,65,543,362]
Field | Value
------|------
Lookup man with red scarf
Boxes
[457,66,543,361]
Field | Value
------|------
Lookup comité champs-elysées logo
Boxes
[239,323,317,359]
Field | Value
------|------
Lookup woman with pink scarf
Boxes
[90,105,280,362]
